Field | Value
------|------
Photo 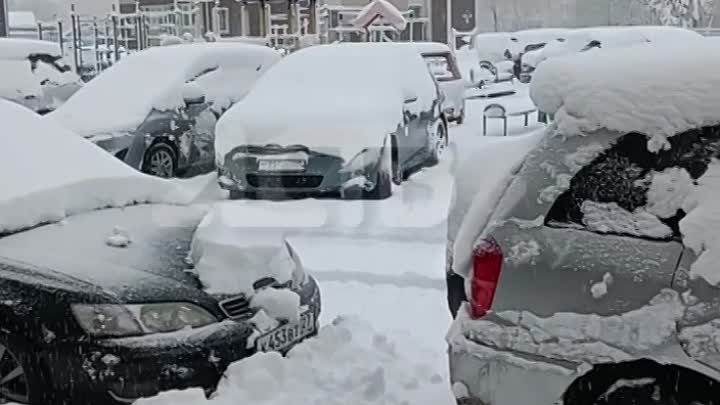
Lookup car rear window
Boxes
[545,127,720,240]
[422,53,460,81]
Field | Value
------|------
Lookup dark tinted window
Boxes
[546,127,720,239]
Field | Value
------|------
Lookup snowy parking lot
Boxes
[134,87,544,405]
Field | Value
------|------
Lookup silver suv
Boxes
[445,126,720,404]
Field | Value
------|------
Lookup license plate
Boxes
[256,310,316,352]
[258,159,305,172]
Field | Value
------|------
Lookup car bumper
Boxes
[446,304,720,405]
[44,278,321,403]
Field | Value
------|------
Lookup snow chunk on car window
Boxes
[679,160,720,285]
[581,201,673,239]
[530,40,717,138]
[0,99,191,235]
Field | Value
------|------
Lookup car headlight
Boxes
[72,303,218,337]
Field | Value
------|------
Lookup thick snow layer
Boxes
[581,201,673,239]
[353,0,407,31]
[215,43,437,162]
[49,43,280,137]
[451,289,686,364]
[530,41,720,138]
[189,204,301,295]
[250,288,301,322]
[449,131,545,278]
[139,316,451,405]
[679,160,720,286]
[0,38,62,60]
[0,60,42,100]
[0,99,191,235]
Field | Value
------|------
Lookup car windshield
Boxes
[423,53,460,81]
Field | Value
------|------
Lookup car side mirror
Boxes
[404,95,418,104]
[182,82,206,105]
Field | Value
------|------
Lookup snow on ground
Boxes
[143,89,543,405]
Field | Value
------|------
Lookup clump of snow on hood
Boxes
[645,167,694,219]
[0,99,192,236]
[105,226,132,248]
[530,41,720,138]
[590,272,614,299]
[139,316,451,405]
[250,288,301,323]
[450,131,545,278]
[190,204,302,296]
[215,43,437,162]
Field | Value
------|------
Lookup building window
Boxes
[216,7,229,34]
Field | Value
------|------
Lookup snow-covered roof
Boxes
[0,99,191,236]
[403,41,452,55]
[49,42,280,137]
[215,42,436,161]
[530,40,720,138]
[353,0,408,31]
[8,11,37,30]
[0,38,62,60]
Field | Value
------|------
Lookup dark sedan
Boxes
[0,204,320,404]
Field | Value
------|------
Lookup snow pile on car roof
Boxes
[0,38,62,60]
[137,316,452,405]
[0,60,42,100]
[49,43,280,137]
[530,40,720,138]
[215,43,437,161]
[0,99,192,235]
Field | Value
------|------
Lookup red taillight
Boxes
[469,237,503,319]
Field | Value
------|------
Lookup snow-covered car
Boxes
[446,42,720,405]
[0,38,82,114]
[0,98,321,404]
[519,26,703,83]
[407,42,466,124]
[215,42,448,200]
[48,43,280,178]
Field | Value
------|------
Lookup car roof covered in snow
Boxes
[0,99,191,236]
[401,41,452,55]
[530,40,720,138]
[49,42,280,137]
[0,38,62,60]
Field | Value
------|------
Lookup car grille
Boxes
[247,174,324,189]
[218,296,253,320]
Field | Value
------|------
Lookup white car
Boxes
[407,42,467,124]
[0,38,82,114]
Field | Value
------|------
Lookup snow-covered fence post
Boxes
[111,5,120,63]
[70,4,80,74]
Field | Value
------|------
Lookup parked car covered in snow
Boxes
[406,42,466,124]
[445,42,720,405]
[48,43,280,178]
[0,98,320,404]
[0,38,82,114]
[519,26,702,83]
[215,42,448,200]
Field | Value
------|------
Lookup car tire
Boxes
[142,142,177,178]
[456,109,465,125]
[362,137,398,200]
[229,190,257,200]
[0,337,53,405]
[426,119,449,166]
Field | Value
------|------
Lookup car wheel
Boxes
[427,119,449,166]
[456,109,466,125]
[0,337,54,405]
[229,190,257,200]
[363,137,398,200]
[142,143,177,178]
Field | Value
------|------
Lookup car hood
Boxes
[216,91,405,162]
[0,204,211,302]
